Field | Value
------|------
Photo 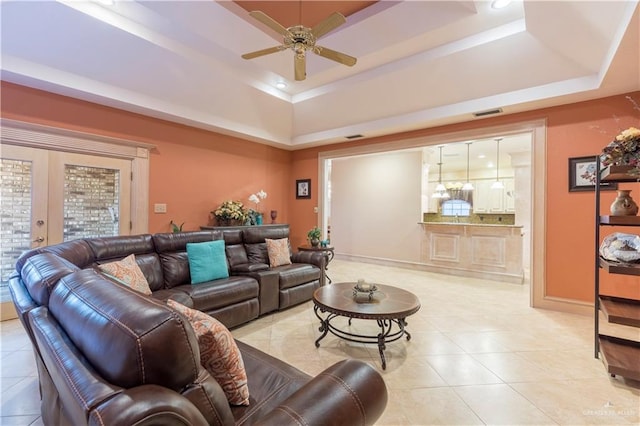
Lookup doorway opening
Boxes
[318,119,546,307]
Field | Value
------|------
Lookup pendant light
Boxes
[432,146,450,198]
[462,142,474,191]
[491,137,505,189]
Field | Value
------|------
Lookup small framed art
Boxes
[568,156,618,192]
[296,179,311,199]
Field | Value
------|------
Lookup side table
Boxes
[298,245,335,284]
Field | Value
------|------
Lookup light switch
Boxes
[313,206,318,213]
[154,203,167,213]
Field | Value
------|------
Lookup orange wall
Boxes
[0,82,292,234]
[2,81,639,302]
[292,92,640,302]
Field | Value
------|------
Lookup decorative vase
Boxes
[270,210,277,224]
[310,238,320,247]
[256,214,263,225]
[610,190,639,216]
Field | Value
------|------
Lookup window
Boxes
[441,199,471,216]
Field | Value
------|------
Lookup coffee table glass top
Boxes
[313,282,420,320]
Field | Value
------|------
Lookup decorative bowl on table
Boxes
[353,282,377,300]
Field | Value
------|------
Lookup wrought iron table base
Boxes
[314,305,411,370]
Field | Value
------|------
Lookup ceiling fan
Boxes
[241,10,357,81]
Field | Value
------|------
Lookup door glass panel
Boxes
[63,164,120,241]
[0,158,32,299]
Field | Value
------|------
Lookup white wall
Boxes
[330,151,422,263]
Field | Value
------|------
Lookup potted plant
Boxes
[212,200,248,226]
[170,220,184,233]
[307,226,322,247]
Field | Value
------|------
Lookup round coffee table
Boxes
[313,282,421,370]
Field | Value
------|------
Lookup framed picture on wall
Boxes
[568,156,618,192]
[296,179,311,199]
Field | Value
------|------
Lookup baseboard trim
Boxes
[535,296,593,316]
[335,254,524,284]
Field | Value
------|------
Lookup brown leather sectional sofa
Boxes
[9,226,388,425]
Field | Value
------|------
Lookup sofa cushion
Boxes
[19,252,80,307]
[158,252,190,288]
[87,234,155,260]
[265,238,292,268]
[173,276,259,312]
[153,231,223,288]
[98,254,152,296]
[231,340,310,423]
[150,288,194,307]
[16,239,96,273]
[48,269,202,391]
[275,264,321,290]
[167,300,250,406]
[186,240,229,284]
[133,253,165,291]
[242,226,289,244]
[226,244,249,268]
[245,243,268,264]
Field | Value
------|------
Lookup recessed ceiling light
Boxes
[491,0,512,9]
[275,82,287,90]
[96,0,115,5]
[478,154,486,159]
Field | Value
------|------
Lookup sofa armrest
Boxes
[291,251,327,287]
[258,359,387,426]
[89,385,209,426]
[8,274,38,321]
[232,269,279,315]
[291,251,326,270]
[8,274,40,352]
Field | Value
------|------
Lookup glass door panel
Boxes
[0,145,48,312]
[48,151,131,244]
[63,164,121,240]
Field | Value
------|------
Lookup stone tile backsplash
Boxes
[423,212,515,225]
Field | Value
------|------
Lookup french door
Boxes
[1,145,131,315]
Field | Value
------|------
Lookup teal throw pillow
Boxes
[186,240,229,284]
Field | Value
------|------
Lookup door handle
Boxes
[33,236,45,243]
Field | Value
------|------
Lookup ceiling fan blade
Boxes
[294,54,306,81]
[315,46,357,67]
[311,12,346,39]
[249,11,289,36]
[242,46,283,60]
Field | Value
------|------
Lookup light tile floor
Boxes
[1,259,639,425]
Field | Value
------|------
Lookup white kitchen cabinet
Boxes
[504,179,515,212]
[472,180,490,213]
[472,178,514,213]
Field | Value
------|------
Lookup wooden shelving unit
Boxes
[598,336,640,381]
[599,296,640,327]
[594,164,640,380]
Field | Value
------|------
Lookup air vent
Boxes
[345,134,364,139]
[473,108,503,117]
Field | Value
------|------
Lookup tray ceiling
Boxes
[1,0,638,150]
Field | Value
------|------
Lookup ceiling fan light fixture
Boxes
[242,10,357,81]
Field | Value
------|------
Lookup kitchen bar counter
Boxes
[419,222,524,283]
[421,222,521,227]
